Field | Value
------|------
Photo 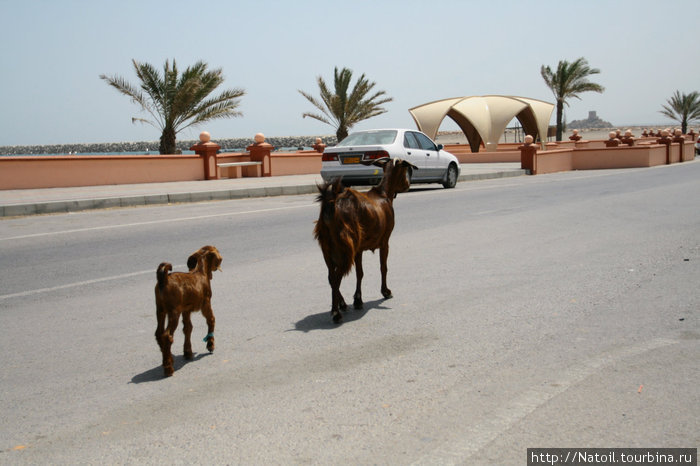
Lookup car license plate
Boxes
[342,156,361,164]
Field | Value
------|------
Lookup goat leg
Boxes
[331,294,343,323]
[202,301,216,352]
[182,312,194,360]
[338,294,348,311]
[380,245,392,299]
[329,270,344,323]
[353,252,364,309]
[162,314,180,377]
[328,269,345,308]
[161,333,174,377]
[331,307,343,324]
[155,305,167,353]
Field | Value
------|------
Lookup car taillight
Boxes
[322,153,338,162]
[363,150,390,160]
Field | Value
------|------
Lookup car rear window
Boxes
[337,130,397,146]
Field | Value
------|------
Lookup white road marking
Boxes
[0,204,313,242]
[0,168,641,243]
[0,266,185,300]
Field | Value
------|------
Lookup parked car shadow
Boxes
[290,298,391,332]
[407,185,443,193]
[130,352,212,384]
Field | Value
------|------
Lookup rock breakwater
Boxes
[0,135,338,156]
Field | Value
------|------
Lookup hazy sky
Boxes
[1,0,698,146]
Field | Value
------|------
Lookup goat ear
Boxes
[187,252,200,271]
[208,251,222,273]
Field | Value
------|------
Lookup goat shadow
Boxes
[290,298,391,332]
[130,352,212,384]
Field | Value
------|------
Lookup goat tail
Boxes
[156,262,172,290]
[336,233,357,277]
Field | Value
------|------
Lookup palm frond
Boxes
[540,57,605,141]
[298,67,392,138]
[541,57,605,102]
[99,72,161,128]
[299,87,340,127]
[177,89,245,131]
[101,58,246,154]
[658,90,700,130]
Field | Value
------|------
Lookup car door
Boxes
[412,131,441,178]
[402,131,427,175]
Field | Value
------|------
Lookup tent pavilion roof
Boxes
[409,95,554,152]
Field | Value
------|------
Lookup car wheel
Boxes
[442,163,458,188]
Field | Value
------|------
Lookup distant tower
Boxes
[588,111,597,120]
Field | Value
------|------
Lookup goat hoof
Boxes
[382,289,393,299]
[353,298,363,310]
[207,340,215,353]
[184,351,194,360]
[163,367,174,377]
[332,311,343,324]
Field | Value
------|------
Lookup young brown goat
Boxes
[314,158,417,323]
[154,245,222,377]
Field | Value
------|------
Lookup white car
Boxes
[321,129,461,188]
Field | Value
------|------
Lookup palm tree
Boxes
[100,59,245,154]
[659,90,700,134]
[540,57,605,141]
[299,67,392,142]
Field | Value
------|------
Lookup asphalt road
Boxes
[1,162,698,464]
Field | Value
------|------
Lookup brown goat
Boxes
[314,158,417,323]
[154,245,222,377]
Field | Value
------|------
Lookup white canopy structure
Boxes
[409,96,554,152]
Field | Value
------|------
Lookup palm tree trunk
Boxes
[336,126,348,142]
[159,126,177,155]
[555,100,564,142]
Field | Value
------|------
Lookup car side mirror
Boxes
[437,144,444,150]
